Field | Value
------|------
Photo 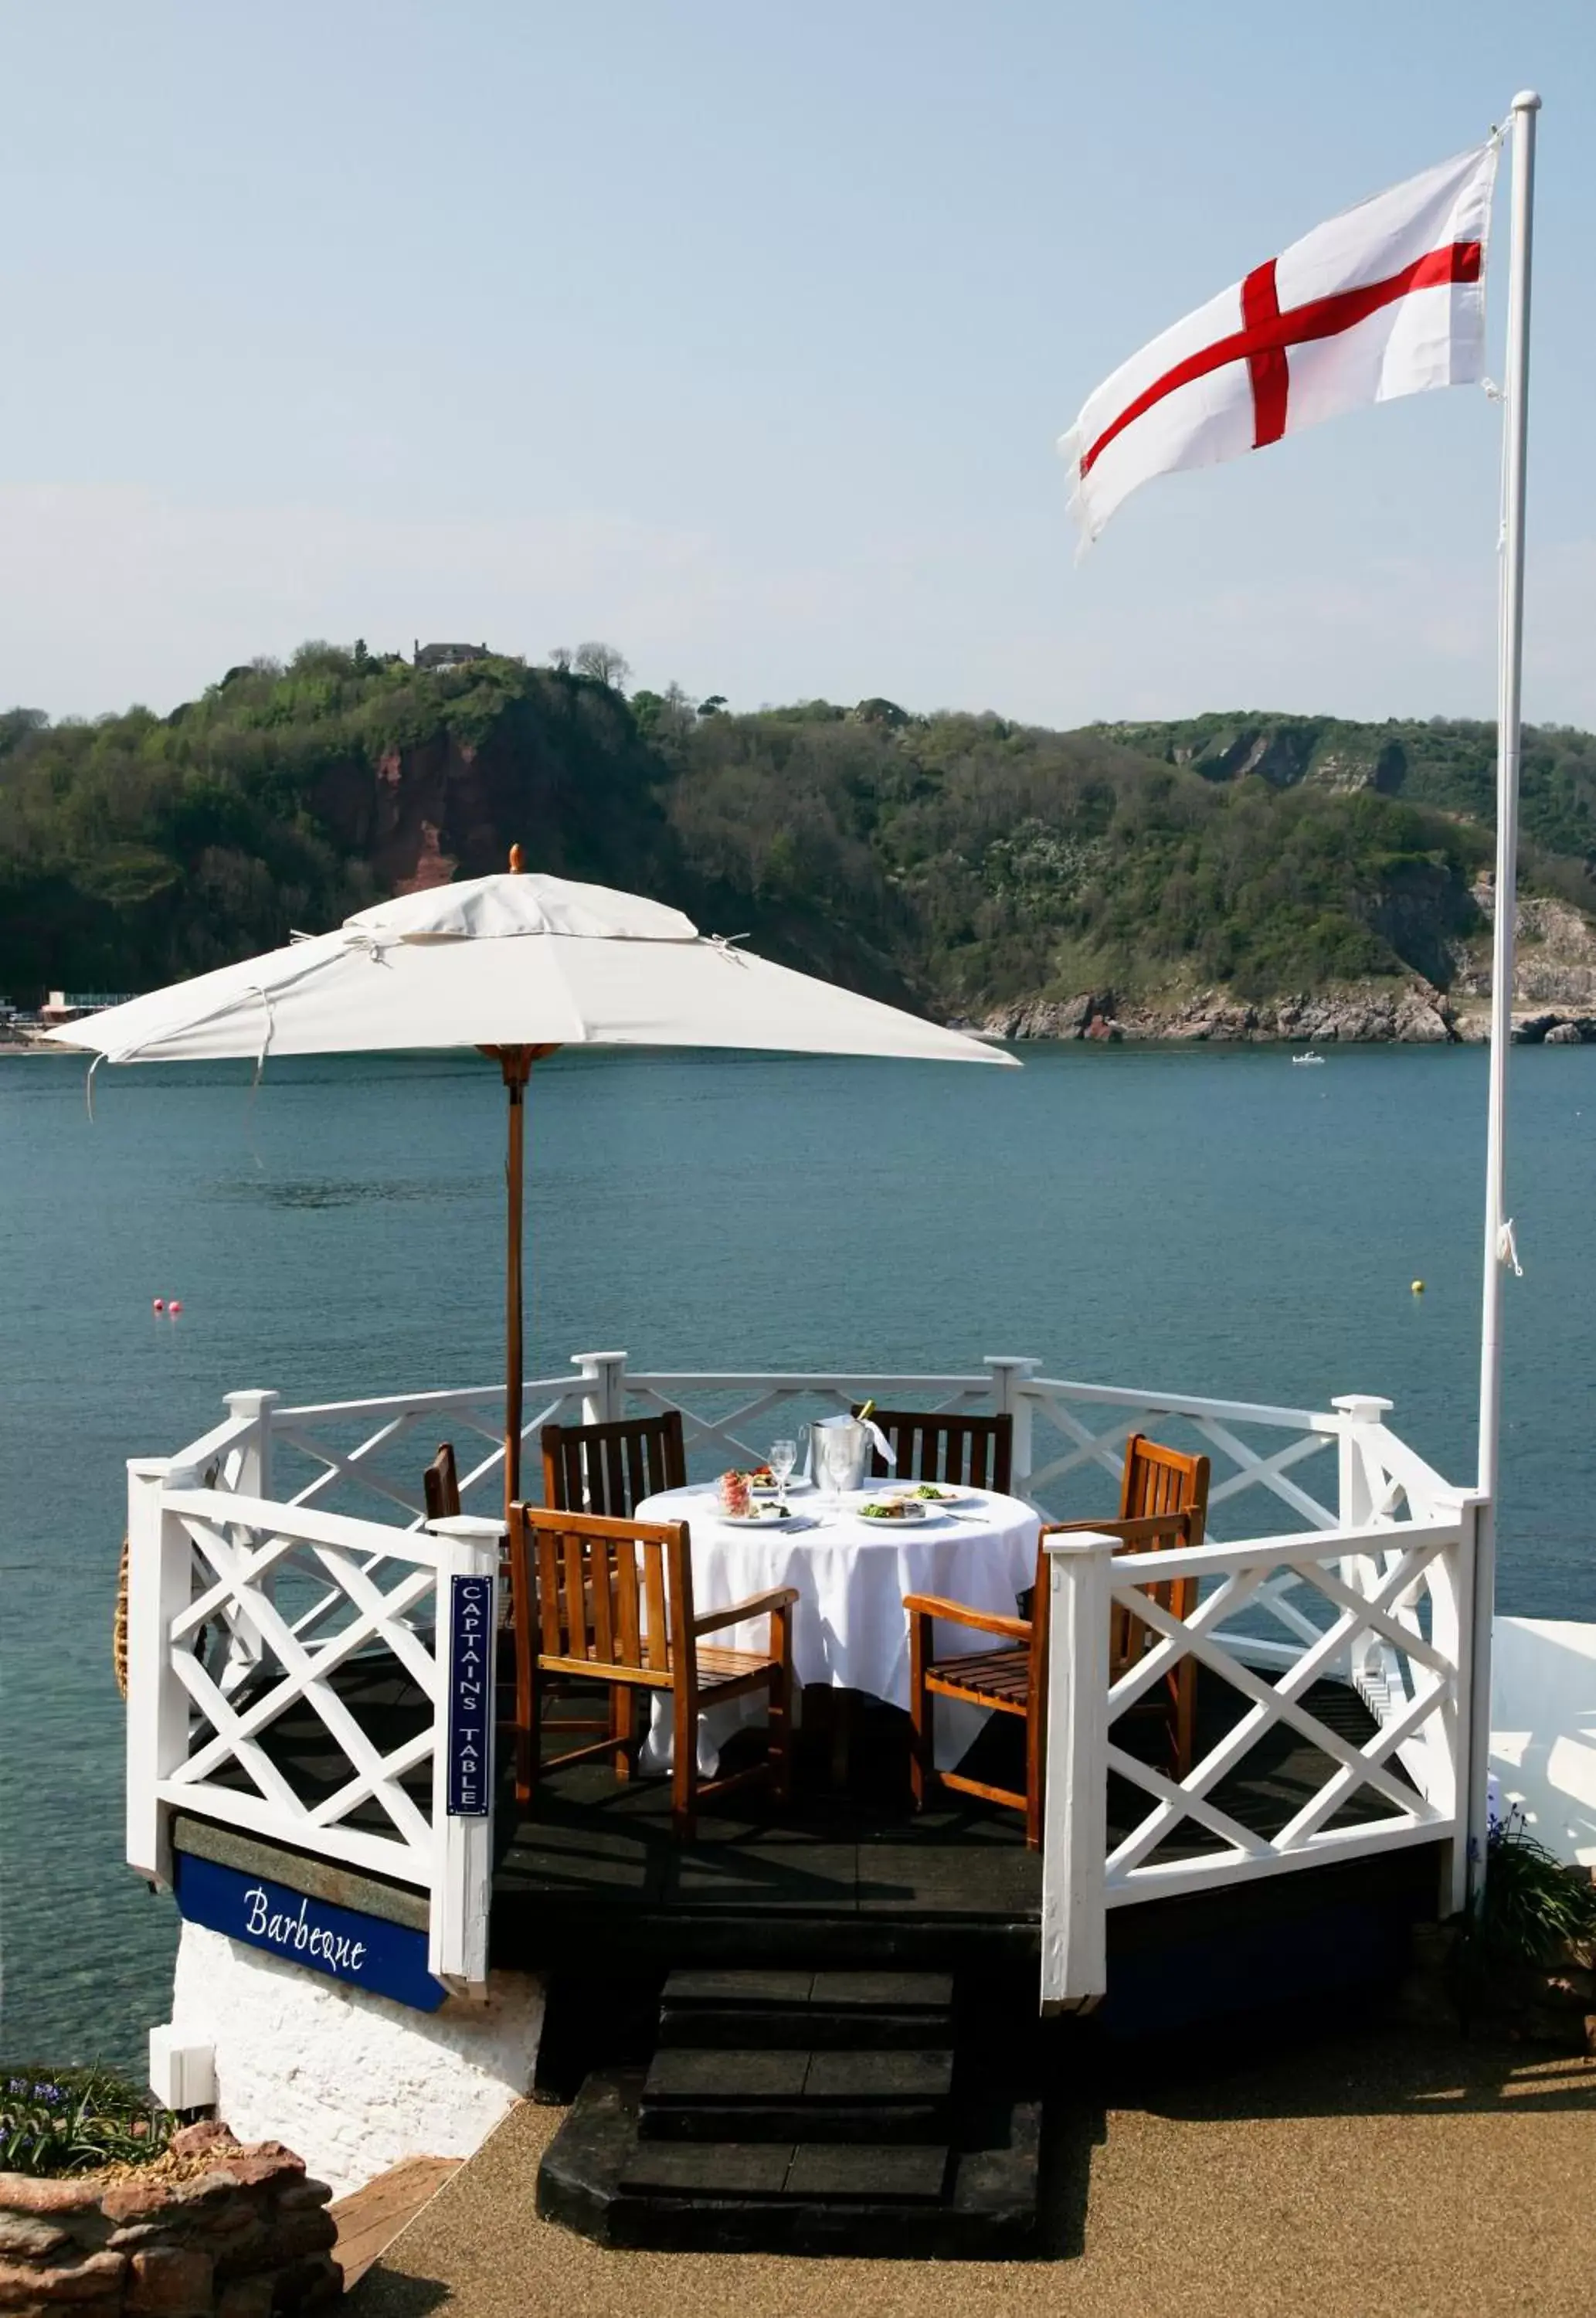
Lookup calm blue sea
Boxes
[2,1041,1592,2070]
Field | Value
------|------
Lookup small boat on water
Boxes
[1292,1050,1325,1066]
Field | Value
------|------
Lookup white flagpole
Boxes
[1469,89,1540,1899]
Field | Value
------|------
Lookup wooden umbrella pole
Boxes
[486,1042,559,1514]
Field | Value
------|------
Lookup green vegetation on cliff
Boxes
[2,652,1591,1019]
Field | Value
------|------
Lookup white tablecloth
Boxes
[633,1480,1041,1773]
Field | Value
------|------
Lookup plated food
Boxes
[718,1502,800,1527]
[858,1497,926,1523]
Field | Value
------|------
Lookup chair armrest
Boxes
[1044,1514,1191,1547]
[693,1588,800,1636]
[903,1593,1033,1642]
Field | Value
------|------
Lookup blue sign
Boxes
[174,1853,447,2013]
[447,1573,494,1817]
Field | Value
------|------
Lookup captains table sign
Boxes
[447,1572,494,1816]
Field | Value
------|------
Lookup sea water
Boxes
[2,1041,1592,2068]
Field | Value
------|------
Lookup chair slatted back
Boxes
[855,1406,1014,1494]
[517,1504,690,1680]
[1110,1434,1210,1677]
[423,1443,462,1523]
[542,1410,687,1521]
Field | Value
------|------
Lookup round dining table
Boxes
[632,1478,1042,1774]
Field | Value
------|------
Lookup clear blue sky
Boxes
[2,1,1592,726]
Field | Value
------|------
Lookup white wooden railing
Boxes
[134,1348,1472,2008]
[124,1453,499,1990]
[1038,1493,1479,2010]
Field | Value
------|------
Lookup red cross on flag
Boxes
[1061,138,1502,544]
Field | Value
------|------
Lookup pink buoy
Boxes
[152,1297,165,1313]
[168,1300,183,1316]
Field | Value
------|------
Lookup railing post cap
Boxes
[127,1456,174,1480]
[224,1388,280,1414]
[1043,1526,1119,1556]
[571,1350,627,1369]
[1331,1394,1394,1417]
[983,1354,1040,1372]
[426,1514,508,1539]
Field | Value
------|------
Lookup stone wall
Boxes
[168,1922,545,2198]
[0,2124,338,2317]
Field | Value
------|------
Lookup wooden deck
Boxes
[181,1648,1441,2017]
[492,1674,1429,1976]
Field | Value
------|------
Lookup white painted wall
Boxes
[168,1921,545,2196]
[1491,1615,1596,1865]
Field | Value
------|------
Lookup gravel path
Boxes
[355,2029,1596,2318]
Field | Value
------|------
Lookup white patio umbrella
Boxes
[49,862,1016,1502]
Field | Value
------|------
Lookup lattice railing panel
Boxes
[1100,1517,1465,1907]
[622,1371,996,1484]
[1020,1377,1342,1537]
[155,1495,449,1887]
[267,1376,587,1527]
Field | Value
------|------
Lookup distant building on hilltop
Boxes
[414,640,490,672]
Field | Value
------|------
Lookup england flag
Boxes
[1061,137,1502,543]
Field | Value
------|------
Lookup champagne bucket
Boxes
[810,1414,872,1494]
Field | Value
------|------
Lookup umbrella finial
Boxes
[508,843,525,873]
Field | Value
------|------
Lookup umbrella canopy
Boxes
[50,869,1016,1501]
[47,872,1014,1069]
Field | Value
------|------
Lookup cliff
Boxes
[4,662,1596,1042]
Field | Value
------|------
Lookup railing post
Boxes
[426,1518,503,1994]
[222,1389,279,1497]
[1331,1394,1394,1527]
[126,1458,197,1890]
[220,1392,280,1676]
[1425,1490,1482,1919]
[1332,1394,1394,1688]
[572,1350,628,1426]
[1461,1492,1494,1916]
[1039,1528,1113,2014]
[984,1356,1039,1498]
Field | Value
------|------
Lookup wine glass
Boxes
[767,1438,797,1513]
[819,1427,853,1511]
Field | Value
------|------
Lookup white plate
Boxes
[717,1505,802,1528]
[750,1476,813,1497]
[885,1484,969,1506]
[856,1501,928,1525]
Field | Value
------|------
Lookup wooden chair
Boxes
[1099,1436,1211,1777]
[853,1405,1014,1494]
[508,1504,796,1840]
[541,1409,686,1519]
[903,1435,1210,1847]
[422,1443,461,1523]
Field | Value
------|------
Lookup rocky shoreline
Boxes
[976,987,1596,1045]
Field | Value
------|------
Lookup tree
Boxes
[698,695,728,717]
[571,641,630,692]
[546,644,573,673]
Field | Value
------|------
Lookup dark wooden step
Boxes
[620,2141,950,2206]
[539,2068,1042,2256]
[658,1966,953,2049]
[640,2045,953,2143]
